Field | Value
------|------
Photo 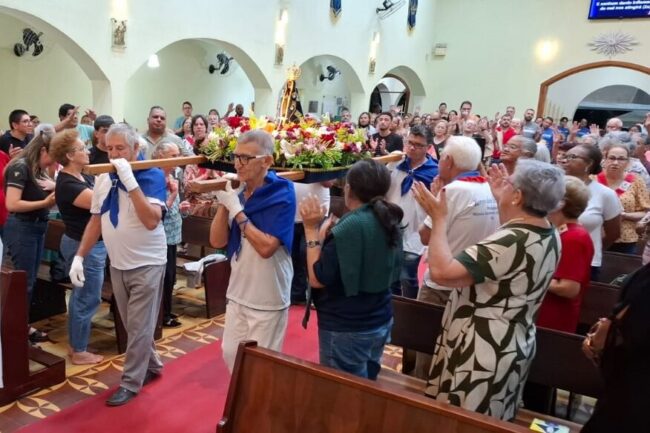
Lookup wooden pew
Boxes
[578,282,620,331]
[596,251,642,284]
[181,215,231,318]
[0,270,66,406]
[218,341,531,433]
[390,296,601,427]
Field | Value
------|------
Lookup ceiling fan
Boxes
[14,28,45,57]
[209,53,234,75]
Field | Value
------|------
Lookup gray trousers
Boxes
[110,264,165,393]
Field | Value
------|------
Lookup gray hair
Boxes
[152,140,180,159]
[512,159,565,217]
[238,129,274,155]
[534,143,551,163]
[442,136,481,170]
[601,131,631,144]
[600,139,630,156]
[510,135,537,157]
[106,123,140,150]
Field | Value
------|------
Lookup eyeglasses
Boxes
[229,153,267,165]
[405,141,428,149]
[606,156,628,162]
[559,154,588,162]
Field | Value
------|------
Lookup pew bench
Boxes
[218,341,533,433]
[596,251,642,284]
[390,296,604,424]
[181,215,230,318]
[0,269,66,406]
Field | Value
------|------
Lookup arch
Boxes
[0,6,112,113]
[294,54,365,95]
[294,54,365,117]
[128,38,272,92]
[381,65,426,113]
[537,61,650,116]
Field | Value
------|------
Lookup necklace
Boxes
[501,215,549,229]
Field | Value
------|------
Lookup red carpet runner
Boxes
[19,306,320,433]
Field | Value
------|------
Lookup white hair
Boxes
[442,135,481,171]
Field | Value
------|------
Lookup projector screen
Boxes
[589,0,650,19]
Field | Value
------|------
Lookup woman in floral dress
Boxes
[412,159,565,421]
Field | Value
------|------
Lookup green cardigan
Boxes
[331,204,402,297]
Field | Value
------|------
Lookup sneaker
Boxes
[28,328,48,343]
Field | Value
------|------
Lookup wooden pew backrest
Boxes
[218,341,530,433]
[391,295,444,354]
[596,251,642,284]
[579,282,620,328]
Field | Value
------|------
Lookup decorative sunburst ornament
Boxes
[589,31,638,58]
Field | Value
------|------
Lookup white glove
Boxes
[215,181,244,218]
[111,158,138,192]
[69,256,85,287]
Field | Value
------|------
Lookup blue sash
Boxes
[227,171,296,260]
[100,167,167,227]
[397,154,438,195]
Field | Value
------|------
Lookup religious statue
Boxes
[111,18,127,48]
[277,64,303,125]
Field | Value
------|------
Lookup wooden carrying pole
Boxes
[83,153,403,192]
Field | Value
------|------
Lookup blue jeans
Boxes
[391,251,421,299]
[60,234,107,352]
[318,318,393,380]
[3,214,47,303]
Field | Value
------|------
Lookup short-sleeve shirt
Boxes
[372,132,403,154]
[77,124,94,145]
[578,180,622,267]
[0,131,32,155]
[55,172,94,241]
[89,146,109,164]
[607,176,650,243]
[4,160,48,220]
[522,121,540,139]
[537,223,594,332]
[90,173,167,270]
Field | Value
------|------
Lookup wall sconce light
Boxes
[111,18,127,49]
[368,32,380,74]
[147,54,160,68]
[275,9,288,65]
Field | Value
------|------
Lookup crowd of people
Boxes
[1,98,649,429]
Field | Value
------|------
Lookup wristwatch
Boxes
[306,240,321,248]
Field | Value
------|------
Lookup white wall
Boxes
[297,56,351,116]
[545,67,650,121]
[124,40,254,131]
[430,0,650,117]
[0,0,439,121]
[0,13,92,127]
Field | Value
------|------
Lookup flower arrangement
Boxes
[200,114,372,171]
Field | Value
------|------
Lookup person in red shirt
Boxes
[492,114,516,163]
[537,175,595,332]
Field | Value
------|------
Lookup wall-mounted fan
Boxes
[209,52,235,76]
[14,28,45,57]
[376,0,405,19]
[319,65,341,82]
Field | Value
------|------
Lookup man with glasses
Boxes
[173,101,193,135]
[209,130,296,372]
[0,109,34,157]
[386,125,438,299]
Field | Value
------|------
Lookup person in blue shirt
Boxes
[540,116,555,154]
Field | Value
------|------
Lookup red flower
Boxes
[239,124,251,133]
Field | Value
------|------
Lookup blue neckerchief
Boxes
[227,171,296,260]
[397,154,438,195]
[452,170,480,181]
[100,164,167,228]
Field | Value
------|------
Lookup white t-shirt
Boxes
[578,180,622,267]
[423,180,499,289]
[91,173,167,270]
[386,160,429,255]
[227,236,293,311]
[294,183,331,223]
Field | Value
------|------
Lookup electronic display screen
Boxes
[589,0,650,19]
